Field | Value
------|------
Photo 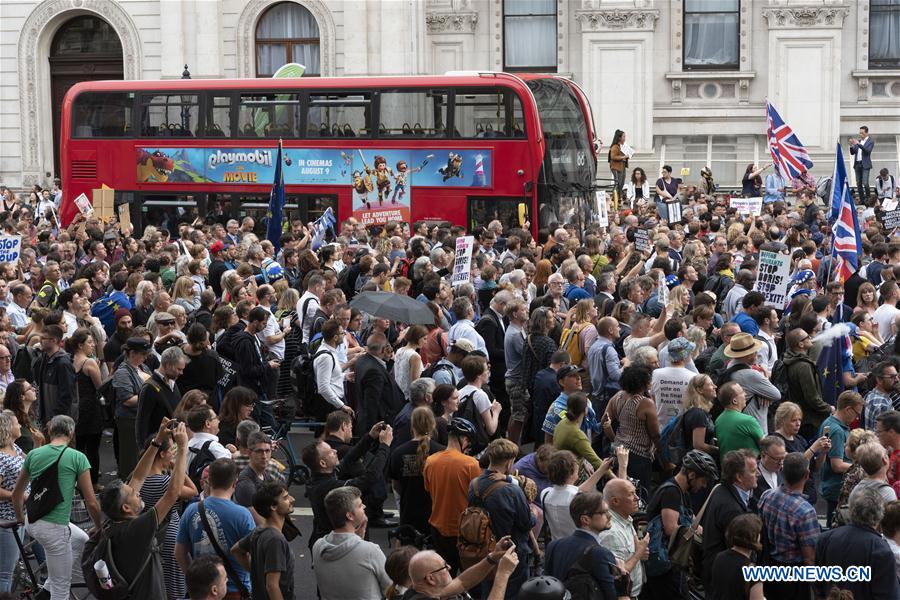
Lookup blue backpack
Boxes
[644,481,693,577]
[659,412,686,466]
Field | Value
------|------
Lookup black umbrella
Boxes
[349,291,435,325]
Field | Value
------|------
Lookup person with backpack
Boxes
[542,365,599,445]
[719,332,781,436]
[186,405,236,480]
[783,329,832,440]
[462,439,534,598]
[12,415,102,600]
[425,339,472,388]
[34,260,62,310]
[91,418,189,600]
[423,417,482,575]
[456,354,502,455]
[175,459,257,599]
[34,324,76,423]
[234,307,280,428]
[312,319,351,421]
[297,273,325,344]
[543,491,619,600]
[643,450,719,599]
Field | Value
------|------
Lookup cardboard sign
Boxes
[730,197,763,216]
[595,190,608,227]
[753,250,792,308]
[74,193,93,216]
[880,208,900,230]
[92,188,115,221]
[451,235,475,287]
[634,228,652,254]
[0,235,22,266]
[665,201,682,223]
[117,203,131,234]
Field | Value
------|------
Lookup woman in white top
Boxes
[624,167,651,208]
[539,449,608,541]
[394,324,427,401]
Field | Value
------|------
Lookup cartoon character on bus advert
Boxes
[351,150,412,226]
[137,149,175,182]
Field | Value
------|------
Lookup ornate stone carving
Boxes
[236,0,336,78]
[18,0,142,183]
[762,6,849,29]
[425,11,478,34]
[575,9,659,32]
[671,79,682,105]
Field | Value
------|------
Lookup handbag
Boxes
[26,446,67,523]
[668,483,718,569]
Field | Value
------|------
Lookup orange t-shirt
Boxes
[423,448,482,536]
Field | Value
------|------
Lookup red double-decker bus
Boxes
[60,72,598,236]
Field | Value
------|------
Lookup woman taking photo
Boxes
[4,380,42,452]
[771,401,830,503]
[138,434,198,600]
[68,328,103,485]
[602,365,660,492]
[624,167,650,208]
[394,325,427,401]
[431,383,459,446]
[217,386,257,447]
[680,374,718,457]
[0,410,25,592]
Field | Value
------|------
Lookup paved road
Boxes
[96,427,399,600]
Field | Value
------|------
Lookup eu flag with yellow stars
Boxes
[816,325,850,407]
[266,139,285,254]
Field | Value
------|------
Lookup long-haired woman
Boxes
[178,323,223,398]
[680,374,718,456]
[625,167,650,208]
[387,406,442,534]
[431,383,460,446]
[856,282,879,318]
[67,328,103,484]
[4,380,42,452]
[394,325,427,401]
[217,386,257,447]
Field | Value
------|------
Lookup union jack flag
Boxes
[766,102,813,178]
[830,142,862,283]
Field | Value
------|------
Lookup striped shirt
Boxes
[758,485,820,564]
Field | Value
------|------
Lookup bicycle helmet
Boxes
[518,576,571,600]
[448,417,476,439]
[681,449,719,481]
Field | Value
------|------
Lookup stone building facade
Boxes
[1,0,898,191]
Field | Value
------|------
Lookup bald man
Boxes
[406,542,518,600]
[598,478,649,597]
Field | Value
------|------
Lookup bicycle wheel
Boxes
[271,440,298,484]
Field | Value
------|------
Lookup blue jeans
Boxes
[0,524,20,592]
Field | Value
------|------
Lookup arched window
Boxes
[255,2,321,77]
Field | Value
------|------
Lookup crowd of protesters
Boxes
[0,161,900,600]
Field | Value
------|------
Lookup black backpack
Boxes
[291,349,334,421]
[422,362,456,386]
[12,344,39,382]
[563,547,604,600]
[81,521,155,600]
[770,359,790,404]
[187,441,217,489]
[703,275,733,312]
[456,391,490,455]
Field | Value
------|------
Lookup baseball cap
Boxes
[450,339,476,354]
[556,365,584,382]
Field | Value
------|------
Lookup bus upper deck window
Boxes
[453,89,525,139]
[72,92,134,138]
[141,94,200,137]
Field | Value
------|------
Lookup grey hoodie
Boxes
[312,531,392,600]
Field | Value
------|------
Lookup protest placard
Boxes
[451,235,475,286]
[634,228,652,254]
[665,201,682,223]
[730,197,763,216]
[74,193,93,216]
[753,250,791,308]
[657,271,669,307]
[0,235,22,266]
[880,208,900,230]
[595,190,608,227]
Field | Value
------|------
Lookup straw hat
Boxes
[723,332,763,359]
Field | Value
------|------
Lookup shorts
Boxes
[506,379,530,422]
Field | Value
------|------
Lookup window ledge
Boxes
[852,70,900,78]
[665,71,756,81]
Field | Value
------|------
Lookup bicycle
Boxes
[262,419,312,487]
[2,519,91,600]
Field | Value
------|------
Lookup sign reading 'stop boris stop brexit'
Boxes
[754,250,791,308]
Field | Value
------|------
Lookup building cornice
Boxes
[425,11,478,34]
[574,8,659,32]
[762,5,850,29]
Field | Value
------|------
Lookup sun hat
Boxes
[723,332,763,359]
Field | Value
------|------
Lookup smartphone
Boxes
[637,523,648,539]
[166,420,180,430]
[823,426,830,436]
[281,317,290,329]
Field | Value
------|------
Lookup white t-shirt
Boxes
[540,484,579,540]
[874,302,900,339]
[297,291,320,343]
[458,384,491,415]
[256,308,285,360]
[651,366,695,425]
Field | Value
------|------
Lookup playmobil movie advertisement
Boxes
[136,147,492,226]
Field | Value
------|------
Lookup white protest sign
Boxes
[657,270,669,307]
[730,197,763,216]
[595,190,608,227]
[634,228,652,254]
[451,236,475,286]
[0,235,21,266]
[665,201,682,223]
[753,250,791,308]
[74,193,94,216]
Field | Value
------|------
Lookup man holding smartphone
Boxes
[598,478,650,597]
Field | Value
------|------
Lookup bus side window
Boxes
[141,94,200,138]
[378,90,448,138]
[237,94,300,138]
[72,92,133,138]
[453,89,525,139]
[307,93,371,138]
